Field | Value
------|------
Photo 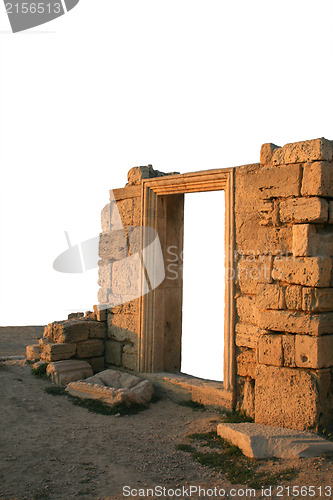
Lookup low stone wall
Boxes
[26,308,107,373]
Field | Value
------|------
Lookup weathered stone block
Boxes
[271,138,333,166]
[127,165,153,185]
[256,284,285,311]
[295,335,333,369]
[259,309,333,335]
[272,256,332,287]
[67,312,84,320]
[302,287,333,312]
[88,322,107,339]
[235,323,265,349]
[293,224,333,257]
[237,256,273,294]
[280,197,328,224]
[41,342,76,362]
[236,296,258,326]
[116,198,134,227]
[301,161,333,197]
[285,285,302,310]
[237,349,257,379]
[111,299,140,315]
[238,379,255,419]
[257,164,302,199]
[98,260,113,289]
[111,256,141,299]
[105,340,122,366]
[258,334,283,367]
[260,143,280,166]
[255,364,329,430]
[26,344,41,361]
[76,340,104,358]
[132,197,142,226]
[236,215,293,255]
[98,230,128,260]
[46,360,93,386]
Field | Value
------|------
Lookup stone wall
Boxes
[26,137,333,432]
[234,138,333,430]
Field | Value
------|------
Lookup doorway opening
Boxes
[181,190,225,381]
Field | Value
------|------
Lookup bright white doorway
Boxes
[181,190,225,381]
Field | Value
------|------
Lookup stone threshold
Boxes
[217,422,333,459]
[140,371,235,409]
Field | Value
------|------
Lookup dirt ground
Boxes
[0,328,333,500]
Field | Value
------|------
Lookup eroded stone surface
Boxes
[66,369,154,406]
[46,360,93,386]
[217,422,333,458]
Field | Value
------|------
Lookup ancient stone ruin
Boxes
[27,137,333,433]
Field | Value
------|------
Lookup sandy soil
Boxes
[0,329,332,500]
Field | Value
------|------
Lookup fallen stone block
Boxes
[26,344,41,361]
[46,360,93,386]
[217,422,333,458]
[40,342,76,362]
[66,369,154,406]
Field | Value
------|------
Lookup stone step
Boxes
[217,422,333,459]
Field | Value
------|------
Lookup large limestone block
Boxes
[40,342,76,362]
[258,334,283,367]
[50,321,89,343]
[272,256,332,287]
[66,369,154,405]
[88,322,107,339]
[302,287,333,312]
[26,344,41,361]
[256,284,285,311]
[93,304,107,322]
[235,323,264,349]
[256,164,302,199]
[302,161,333,197]
[98,230,128,260]
[279,197,328,224]
[46,360,93,385]
[101,203,112,232]
[236,296,259,326]
[260,143,280,166]
[295,335,333,369]
[259,309,333,335]
[270,138,333,166]
[217,422,333,458]
[111,257,141,299]
[255,364,330,430]
[76,339,104,358]
[293,224,333,257]
[236,256,273,294]
[83,356,105,373]
[236,214,292,255]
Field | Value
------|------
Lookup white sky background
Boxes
[0,0,333,329]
